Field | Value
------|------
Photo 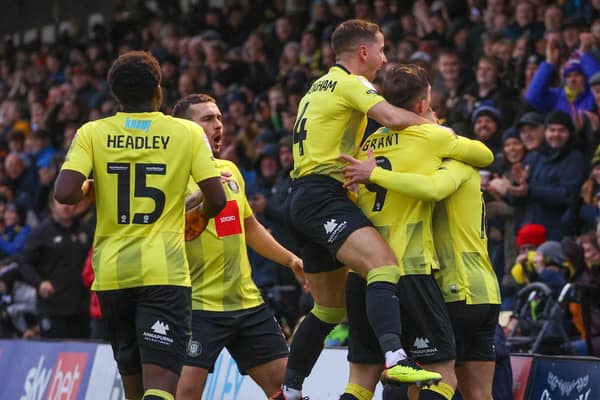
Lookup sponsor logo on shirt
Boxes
[215,200,243,237]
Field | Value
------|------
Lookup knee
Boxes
[175,379,201,400]
[366,265,400,285]
[312,303,346,324]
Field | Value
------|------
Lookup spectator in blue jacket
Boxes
[508,110,586,240]
[0,203,30,259]
[526,34,600,120]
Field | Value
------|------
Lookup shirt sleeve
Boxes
[427,125,494,168]
[369,160,471,201]
[189,124,221,184]
[340,75,385,113]
[60,124,93,177]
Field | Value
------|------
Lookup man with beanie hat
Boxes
[472,105,503,155]
[507,110,585,240]
[525,34,600,119]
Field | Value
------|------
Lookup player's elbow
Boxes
[53,173,81,205]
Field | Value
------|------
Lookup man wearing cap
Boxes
[525,32,600,118]
[507,110,585,240]
[516,112,545,152]
[472,105,503,156]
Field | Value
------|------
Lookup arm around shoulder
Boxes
[367,101,428,130]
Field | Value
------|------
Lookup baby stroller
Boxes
[506,282,575,354]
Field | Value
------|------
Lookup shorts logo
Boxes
[414,337,430,350]
[143,320,174,347]
[411,337,438,358]
[151,320,169,335]
[187,340,202,357]
[323,219,348,243]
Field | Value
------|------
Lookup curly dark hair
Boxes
[107,51,161,108]
[172,93,216,119]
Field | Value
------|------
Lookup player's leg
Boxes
[391,275,455,399]
[336,226,406,369]
[447,302,499,400]
[455,361,495,400]
[97,288,145,399]
[341,272,385,400]
[248,358,287,396]
[176,366,208,400]
[339,363,383,400]
[176,309,233,399]
[280,263,347,399]
[226,304,289,397]
[136,285,191,399]
[406,360,456,400]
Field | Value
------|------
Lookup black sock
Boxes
[339,394,360,400]
[284,312,337,390]
[366,281,402,353]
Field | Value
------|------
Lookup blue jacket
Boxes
[525,54,600,118]
[0,224,31,256]
[510,145,586,240]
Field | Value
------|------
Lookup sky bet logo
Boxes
[20,352,88,400]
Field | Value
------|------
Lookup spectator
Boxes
[507,110,586,240]
[18,195,92,339]
[503,1,545,41]
[525,34,600,119]
[511,240,569,292]
[563,148,600,236]
[471,105,503,155]
[503,223,548,309]
[568,235,600,356]
[516,111,546,152]
[0,203,30,260]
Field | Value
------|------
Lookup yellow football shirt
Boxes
[356,125,493,276]
[61,111,220,290]
[291,64,385,182]
[366,159,501,304]
[185,159,263,312]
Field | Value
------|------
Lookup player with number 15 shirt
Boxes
[62,111,219,290]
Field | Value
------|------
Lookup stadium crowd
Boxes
[0,0,599,375]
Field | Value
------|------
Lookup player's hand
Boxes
[288,256,307,289]
[81,179,95,203]
[220,170,232,183]
[38,281,55,298]
[340,149,377,187]
[185,205,208,241]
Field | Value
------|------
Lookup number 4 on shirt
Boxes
[293,102,309,156]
